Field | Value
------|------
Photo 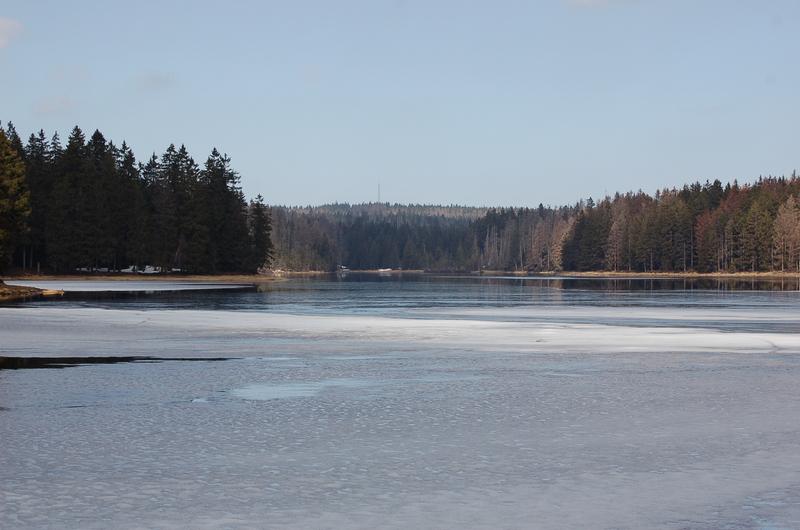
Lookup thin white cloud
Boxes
[49,65,92,86]
[135,69,173,91]
[33,96,76,116]
[0,17,23,51]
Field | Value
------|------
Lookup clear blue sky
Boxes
[2,1,799,208]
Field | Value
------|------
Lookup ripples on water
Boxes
[12,274,800,328]
[5,274,800,528]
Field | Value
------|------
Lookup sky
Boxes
[1,1,799,208]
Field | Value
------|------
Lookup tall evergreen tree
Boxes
[0,127,30,273]
[5,122,25,160]
[20,130,52,270]
[143,152,176,271]
[248,194,274,271]
[46,126,93,271]
[86,130,117,269]
[116,142,149,269]
[201,148,250,272]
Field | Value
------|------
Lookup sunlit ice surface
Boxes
[2,275,800,528]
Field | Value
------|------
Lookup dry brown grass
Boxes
[1,273,283,283]
[0,283,45,301]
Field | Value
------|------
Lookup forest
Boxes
[270,178,800,274]
[1,121,799,275]
[0,123,273,274]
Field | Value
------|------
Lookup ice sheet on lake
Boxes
[3,305,800,528]
[2,306,800,358]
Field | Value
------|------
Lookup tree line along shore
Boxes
[0,123,273,277]
[268,176,800,275]
[1,122,799,277]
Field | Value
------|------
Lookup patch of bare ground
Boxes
[1,273,283,283]
[0,282,46,301]
[0,273,285,300]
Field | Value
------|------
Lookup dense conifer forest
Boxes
[0,123,273,274]
[1,122,798,274]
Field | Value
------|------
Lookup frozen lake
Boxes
[2,274,800,528]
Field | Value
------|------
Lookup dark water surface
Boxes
[13,273,800,311]
[11,273,800,333]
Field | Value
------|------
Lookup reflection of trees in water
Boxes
[276,273,800,293]
[446,276,800,292]
[553,277,800,292]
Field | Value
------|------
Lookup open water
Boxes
[3,274,800,528]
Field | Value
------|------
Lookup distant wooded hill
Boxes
[2,122,798,274]
[271,177,800,274]
[270,202,573,271]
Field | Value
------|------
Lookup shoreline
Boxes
[2,269,798,302]
[5,269,800,282]
[276,269,800,280]
[0,283,46,301]
[3,268,800,287]
[0,273,283,301]
[1,273,283,282]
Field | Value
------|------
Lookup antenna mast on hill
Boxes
[378,181,381,204]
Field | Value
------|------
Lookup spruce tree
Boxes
[142,153,176,271]
[21,130,51,270]
[86,130,116,270]
[201,149,250,272]
[248,194,274,271]
[0,128,30,273]
[5,122,25,160]
[116,142,148,270]
[46,126,92,271]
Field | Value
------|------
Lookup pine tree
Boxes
[248,194,274,271]
[20,130,51,270]
[86,130,117,270]
[143,153,176,271]
[46,126,92,271]
[200,148,250,272]
[5,122,25,160]
[116,142,148,270]
[169,144,204,271]
[0,127,30,273]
